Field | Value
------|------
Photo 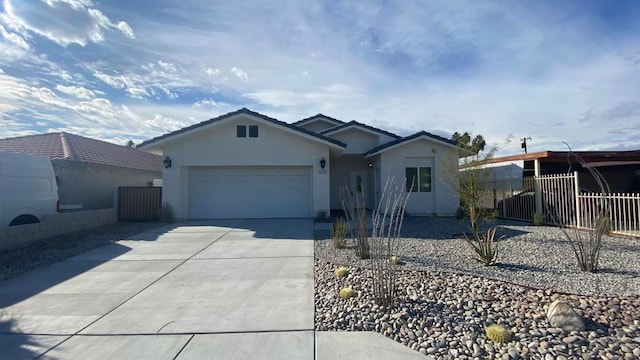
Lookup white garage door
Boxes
[188,166,312,219]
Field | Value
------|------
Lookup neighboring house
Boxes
[483,150,640,193]
[138,108,459,220]
[0,132,162,210]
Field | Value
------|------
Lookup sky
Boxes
[1,0,639,155]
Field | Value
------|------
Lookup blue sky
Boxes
[1,0,639,155]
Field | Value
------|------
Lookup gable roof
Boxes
[364,131,457,158]
[138,108,347,150]
[320,120,402,139]
[0,132,162,172]
[292,113,345,127]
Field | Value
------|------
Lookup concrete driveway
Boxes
[0,219,315,359]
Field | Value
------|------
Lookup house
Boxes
[0,132,162,210]
[483,150,640,193]
[137,108,459,219]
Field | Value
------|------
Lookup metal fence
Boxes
[487,172,640,237]
[117,186,162,221]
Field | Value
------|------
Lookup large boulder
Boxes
[547,300,585,331]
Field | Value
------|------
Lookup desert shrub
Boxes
[158,202,174,222]
[335,266,350,278]
[340,181,369,259]
[339,287,358,300]
[331,218,349,249]
[369,173,412,306]
[551,146,611,272]
[485,324,513,343]
[464,226,501,266]
[455,206,466,219]
[532,212,545,226]
[484,209,498,221]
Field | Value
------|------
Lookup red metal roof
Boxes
[487,150,640,165]
[0,132,162,172]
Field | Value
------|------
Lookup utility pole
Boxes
[521,137,532,154]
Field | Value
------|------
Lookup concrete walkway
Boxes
[0,219,424,359]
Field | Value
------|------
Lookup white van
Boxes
[0,152,59,227]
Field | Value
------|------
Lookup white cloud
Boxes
[206,68,220,76]
[230,67,248,81]
[2,0,135,46]
[55,84,95,100]
[93,70,130,89]
[156,60,176,73]
[116,21,135,39]
[193,99,218,108]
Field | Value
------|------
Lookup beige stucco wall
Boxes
[379,139,459,215]
[328,155,374,209]
[161,115,332,219]
[53,160,161,210]
[328,128,380,154]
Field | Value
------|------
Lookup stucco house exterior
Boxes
[0,132,162,210]
[138,108,459,219]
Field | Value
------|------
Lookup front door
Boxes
[350,171,367,208]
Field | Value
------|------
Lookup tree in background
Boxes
[451,131,486,154]
[125,140,135,148]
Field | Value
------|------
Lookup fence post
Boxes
[574,171,581,228]
[534,160,542,216]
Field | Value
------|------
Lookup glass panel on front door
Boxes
[351,171,367,207]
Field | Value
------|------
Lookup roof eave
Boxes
[138,111,346,151]
[365,134,457,158]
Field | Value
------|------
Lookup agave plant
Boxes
[464,226,502,266]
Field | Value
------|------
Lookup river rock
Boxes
[547,300,585,331]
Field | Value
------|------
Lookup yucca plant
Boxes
[464,226,501,266]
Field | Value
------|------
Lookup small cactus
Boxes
[389,256,401,265]
[485,324,513,343]
[335,266,350,278]
[339,287,358,300]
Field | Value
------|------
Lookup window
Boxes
[406,167,432,192]
[249,125,258,137]
[236,125,246,137]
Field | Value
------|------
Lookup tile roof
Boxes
[0,132,162,172]
[138,108,347,149]
[364,131,457,157]
[320,120,402,139]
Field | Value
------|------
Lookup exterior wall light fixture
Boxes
[163,156,172,169]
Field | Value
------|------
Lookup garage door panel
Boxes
[188,167,311,219]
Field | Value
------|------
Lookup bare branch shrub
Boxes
[550,144,611,272]
[340,180,369,259]
[369,173,412,307]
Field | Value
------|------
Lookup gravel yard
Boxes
[315,217,640,359]
[0,221,168,281]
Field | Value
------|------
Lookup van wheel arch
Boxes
[9,215,40,226]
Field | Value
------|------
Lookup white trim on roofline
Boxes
[139,112,346,152]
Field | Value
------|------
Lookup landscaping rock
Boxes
[547,300,586,331]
